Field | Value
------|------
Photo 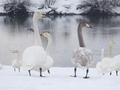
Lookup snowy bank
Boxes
[1,0,120,15]
[0,65,120,90]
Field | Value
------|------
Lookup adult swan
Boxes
[71,21,93,79]
[22,12,47,77]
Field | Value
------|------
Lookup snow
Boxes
[28,0,85,14]
[0,65,120,90]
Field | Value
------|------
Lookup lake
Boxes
[0,15,120,67]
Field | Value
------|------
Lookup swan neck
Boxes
[101,49,104,61]
[109,42,113,58]
[17,52,20,61]
[46,36,52,56]
[33,17,43,47]
[77,24,85,47]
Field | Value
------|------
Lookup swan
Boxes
[71,21,93,79]
[22,11,47,77]
[99,40,115,75]
[96,48,104,75]
[12,50,22,72]
[40,32,54,74]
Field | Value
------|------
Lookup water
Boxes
[0,15,120,67]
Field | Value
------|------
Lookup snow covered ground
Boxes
[0,65,120,90]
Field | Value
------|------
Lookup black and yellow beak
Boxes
[40,13,46,18]
[40,33,45,37]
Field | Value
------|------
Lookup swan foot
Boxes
[116,71,118,76]
[70,67,77,77]
[47,70,50,74]
[110,72,112,76]
[70,75,77,77]
[83,69,89,79]
[39,68,45,77]
[83,76,89,79]
[28,70,31,76]
[40,75,45,77]
[14,68,16,72]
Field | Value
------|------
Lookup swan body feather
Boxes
[22,46,47,71]
[71,47,93,69]
[42,56,54,72]
[108,55,120,72]
[12,59,22,68]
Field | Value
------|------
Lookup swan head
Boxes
[110,40,115,45]
[40,32,50,38]
[13,50,18,53]
[80,22,92,28]
[33,11,46,19]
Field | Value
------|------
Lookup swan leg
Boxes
[83,69,89,79]
[14,68,16,72]
[47,70,50,74]
[110,72,112,75]
[116,71,118,76]
[39,68,45,77]
[70,67,77,77]
[19,68,20,72]
[28,70,31,76]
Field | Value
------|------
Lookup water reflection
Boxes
[0,15,120,67]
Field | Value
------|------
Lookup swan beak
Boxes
[86,23,92,28]
[40,33,45,37]
[40,14,46,18]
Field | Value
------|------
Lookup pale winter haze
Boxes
[0,0,120,90]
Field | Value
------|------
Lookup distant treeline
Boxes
[1,0,120,17]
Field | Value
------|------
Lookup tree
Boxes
[77,0,120,15]
[4,0,30,17]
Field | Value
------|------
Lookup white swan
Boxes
[71,21,93,79]
[99,40,115,75]
[41,32,54,74]
[96,48,104,75]
[12,50,22,72]
[22,12,47,77]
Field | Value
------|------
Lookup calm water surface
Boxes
[0,15,120,67]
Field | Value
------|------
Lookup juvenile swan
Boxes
[22,12,47,77]
[12,50,22,72]
[41,32,54,74]
[71,21,93,79]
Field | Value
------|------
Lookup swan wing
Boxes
[41,56,54,72]
[12,59,22,68]
[72,47,93,68]
[96,62,102,74]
